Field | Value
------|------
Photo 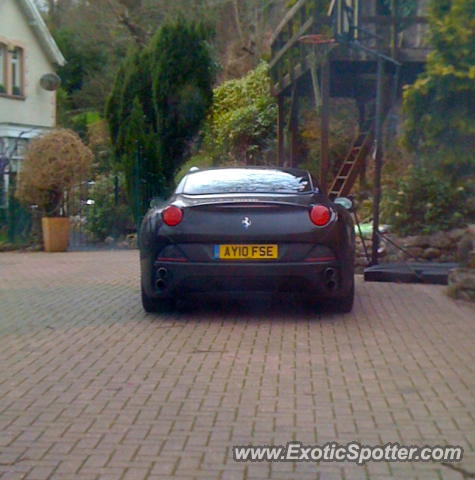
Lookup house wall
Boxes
[357,0,430,50]
[0,0,57,128]
[359,0,429,17]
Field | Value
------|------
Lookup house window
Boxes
[0,44,6,93]
[11,47,23,96]
[0,45,25,97]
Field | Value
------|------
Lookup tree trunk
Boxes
[233,0,244,42]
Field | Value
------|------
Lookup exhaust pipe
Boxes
[324,268,338,291]
[156,278,167,292]
[157,267,169,279]
[155,267,170,292]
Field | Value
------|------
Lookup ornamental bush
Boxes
[16,129,93,217]
[85,174,134,241]
[402,0,475,181]
[202,62,277,165]
[382,166,470,236]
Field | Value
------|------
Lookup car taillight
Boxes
[162,206,183,226]
[310,205,331,226]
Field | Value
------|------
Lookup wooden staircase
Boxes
[328,124,374,199]
[329,93,394,199]
[269,0,428,200]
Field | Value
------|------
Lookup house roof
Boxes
[16,0,66,66]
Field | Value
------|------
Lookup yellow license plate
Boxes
[215,244,278,260]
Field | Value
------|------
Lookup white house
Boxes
[0,0,65,207]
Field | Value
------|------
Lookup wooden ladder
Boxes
[328,122,375,200]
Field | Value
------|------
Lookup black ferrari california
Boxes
[139,167,355,313]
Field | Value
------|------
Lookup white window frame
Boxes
[0,44,6,94]
[11,47,24,96]
[0,43,25,98]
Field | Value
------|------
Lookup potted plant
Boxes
[16,129,93,252]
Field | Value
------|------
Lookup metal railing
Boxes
[270,0,332,94]
[269,0,430,95]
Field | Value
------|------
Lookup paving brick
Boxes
[0,251,474,479]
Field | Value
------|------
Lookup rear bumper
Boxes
[143,259,352,299]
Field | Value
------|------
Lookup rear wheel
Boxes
[331,278,354,313]
[141,283,175,313]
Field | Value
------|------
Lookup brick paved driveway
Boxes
[0,251,474,480]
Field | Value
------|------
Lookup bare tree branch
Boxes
[232,0,244,42]
[104,0,148,46]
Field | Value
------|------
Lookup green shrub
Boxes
[174,153,214,184]
[85,174,134,241]
[402,0,475,181]
[382,166,470,236]
[202,62,277,165]
[298,98,358,184]
[105,18,215,223]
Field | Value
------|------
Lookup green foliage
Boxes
[201,62,277,164]
[285,0,330,11]
[299,98,358,185]
[402,0,475,180]
[382,167,470,236]
[68,110,102,141]
[54,28,106,95]
[150,20,215,183]
[85,174,133,241]
[380,0,417,16]
[105,18,215,223]
[175,154,214,185]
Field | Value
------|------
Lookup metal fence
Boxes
[66,181,96,250]
[0,175,33,246]
[1,145,163,249]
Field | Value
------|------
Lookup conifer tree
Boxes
[106,18,215,222]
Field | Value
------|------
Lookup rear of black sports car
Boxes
[139,167,355,312]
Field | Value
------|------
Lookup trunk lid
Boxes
[161,193,336,244]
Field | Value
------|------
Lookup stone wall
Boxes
[355,227,469,272]
[447,225,475,302]
[355,225,475,302]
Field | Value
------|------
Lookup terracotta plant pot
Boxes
[42,217,70,252]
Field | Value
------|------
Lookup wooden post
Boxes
[310,61,321,109]
[289,89,299,168]
[353,0,359,40]
[371,56,385,266]
[285,85,298,167]
[390,0,399,58]
[277,95,285,166]
[357,100,367,189]
[320,60,330,195]
[336,0,343,36]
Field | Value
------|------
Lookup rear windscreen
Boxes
[183,169,312,195]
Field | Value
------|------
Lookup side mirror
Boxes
[334,197,353,211]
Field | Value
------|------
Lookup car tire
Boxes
[332,278,355,313]
[141,283,175,313]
